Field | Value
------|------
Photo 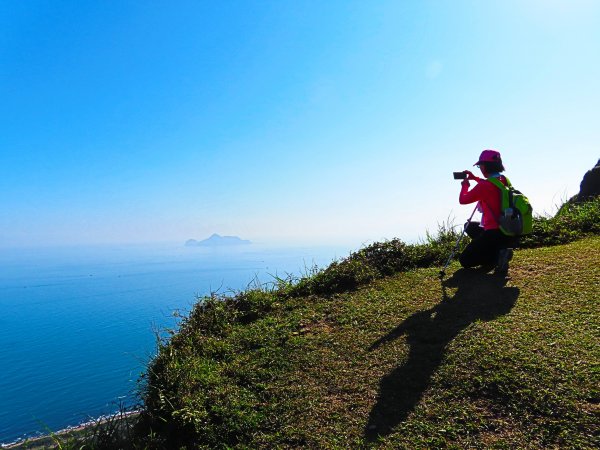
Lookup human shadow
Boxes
[364,269,519,442]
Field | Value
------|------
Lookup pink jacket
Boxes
[459,176,508,230]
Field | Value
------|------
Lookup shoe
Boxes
[495,248,513,275]
[478,263,496,273]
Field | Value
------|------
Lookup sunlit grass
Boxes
[131,198,599,448]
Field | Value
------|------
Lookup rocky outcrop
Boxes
[571,159,600,202]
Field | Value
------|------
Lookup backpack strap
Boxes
[486,176,510,224]
[490,177,517,208]
[488,176,511,190]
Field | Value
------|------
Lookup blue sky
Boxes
[1,0,599,248]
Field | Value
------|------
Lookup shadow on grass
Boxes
[365,269,519,442]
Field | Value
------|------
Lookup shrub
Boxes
[520,196,600,248]
[290,220,462,297]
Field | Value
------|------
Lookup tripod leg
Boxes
[439,204,478,278]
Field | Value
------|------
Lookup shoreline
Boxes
[2,411,140,449]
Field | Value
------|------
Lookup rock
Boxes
[572,159,600,202]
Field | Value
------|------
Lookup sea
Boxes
[0,241,352,445]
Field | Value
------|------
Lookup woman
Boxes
[458,149,516,275]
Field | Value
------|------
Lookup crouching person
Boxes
[458,150,517,275]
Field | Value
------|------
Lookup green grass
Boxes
[520,197,600,248]
[135,223,599,447]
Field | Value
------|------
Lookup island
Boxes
[185,233,251,247]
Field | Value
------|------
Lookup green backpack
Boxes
[488,177,533,236]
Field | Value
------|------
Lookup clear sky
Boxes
[1,0,599,248]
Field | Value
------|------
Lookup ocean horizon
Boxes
[0,241,352,445]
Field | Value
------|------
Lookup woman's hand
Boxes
[460,170,479,187]
[463,170,478,181]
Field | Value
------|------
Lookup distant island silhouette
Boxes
[185,234,251,247]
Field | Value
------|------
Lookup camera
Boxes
[453,171,467,180]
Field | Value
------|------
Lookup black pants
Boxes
[459,222,517,269]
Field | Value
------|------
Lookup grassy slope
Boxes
[274,238,599,449]
[143,236,599,449]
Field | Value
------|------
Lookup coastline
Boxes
[2,411,140,450]
[0,243,350,443]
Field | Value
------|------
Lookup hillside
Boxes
[137,235,599,449]
[11,198,599,449]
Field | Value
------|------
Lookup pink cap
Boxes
[474,149,502,166]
